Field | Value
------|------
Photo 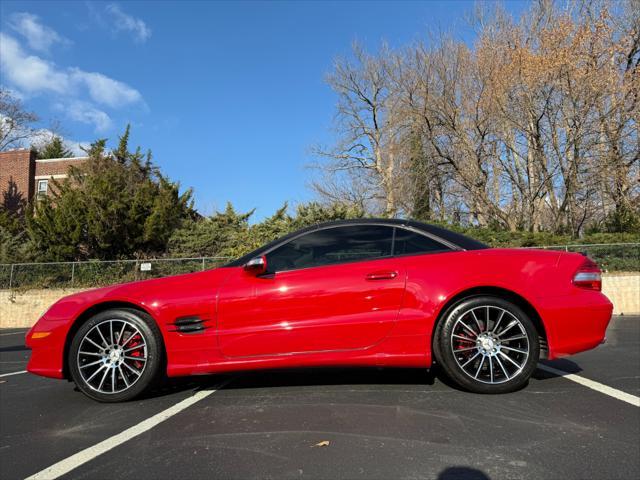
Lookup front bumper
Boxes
[26,317,68,379]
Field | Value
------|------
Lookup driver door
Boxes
[217,225,406,357]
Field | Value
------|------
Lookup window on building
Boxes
[37,179,48,196]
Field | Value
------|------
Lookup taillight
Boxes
[573,258,602,291]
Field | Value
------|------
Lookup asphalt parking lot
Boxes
[1,316,638,480]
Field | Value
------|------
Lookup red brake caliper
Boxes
[454,331,474,357]
[126,334,144,369]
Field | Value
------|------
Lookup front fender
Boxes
[26,268,234,379]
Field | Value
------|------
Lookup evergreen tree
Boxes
[27,127,194,261]
[0,208,31,263]
[605,203,640,234]
[407,132,432,222]
[167,203,253,259]
[36,136,73,159]
[0,178,32,262]
[114,125,131,164]
[248,203,291,250]
[289,201,364,229]
[167,201,364,261]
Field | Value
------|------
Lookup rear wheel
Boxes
[435,296,539,393]
[68,309,163,402]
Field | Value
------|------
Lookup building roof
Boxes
[35,156,89,163]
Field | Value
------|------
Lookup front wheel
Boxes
[68,309,163,402]
[435,296,539,394]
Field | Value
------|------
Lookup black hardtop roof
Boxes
[226,218,488,267]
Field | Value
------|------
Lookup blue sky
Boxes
[0,0,527,219]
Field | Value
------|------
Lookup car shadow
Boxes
[136,375,228,400]
[137,366,439,400]
[222,366,438,391]
[218,359,586,393]
[0,344,30,353]
[533,358,583,380]
[128,359,584,401]
[438,467,491,479]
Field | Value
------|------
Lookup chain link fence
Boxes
[0,257,231,292]
[522,243,639,273]
[0,244,638,292]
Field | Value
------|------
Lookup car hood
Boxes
[46,267,235,316]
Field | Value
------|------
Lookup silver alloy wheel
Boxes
[450,305,530,384]
[76,319,148,394]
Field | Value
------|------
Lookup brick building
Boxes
[0,149,88,211]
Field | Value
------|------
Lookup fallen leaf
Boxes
[312,440,330,447]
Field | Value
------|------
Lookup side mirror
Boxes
[244,255,267,275]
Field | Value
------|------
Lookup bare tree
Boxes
[0,89,38,151]
[311,44,407,217]
[315,0,639,234]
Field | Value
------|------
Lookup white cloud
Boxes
[58,101,113,133]
[8,12,70,53]
[30,129,90,156]
[1,16,146,136]
[105,4,151,43]
[0,33,70,94]
[0,33,142,109]
[70,69,142,108]
[65,139,91,156]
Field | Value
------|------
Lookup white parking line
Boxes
[25,382,228,480]
[0,370,27,378]
[538,363,640,407]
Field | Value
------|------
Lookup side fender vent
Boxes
[173,316,207,334]
[539,337,549,359]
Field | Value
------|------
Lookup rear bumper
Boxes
[538,291,613,359]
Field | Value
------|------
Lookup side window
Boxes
[393,228,451,255]
[266,225,393,272]
[37,179,49,197]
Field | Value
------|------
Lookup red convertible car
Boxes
[26,219,613,402]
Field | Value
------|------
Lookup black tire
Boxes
[68,309,164,402]
[434,296,539,394]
